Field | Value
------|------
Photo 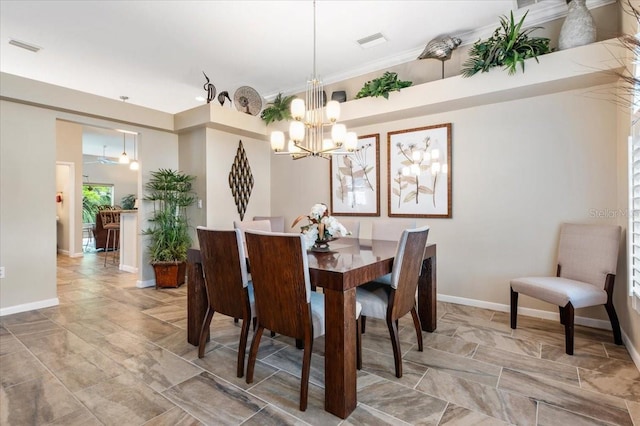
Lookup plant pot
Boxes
[153,261,186,288]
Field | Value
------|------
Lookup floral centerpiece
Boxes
[292,203,350,250]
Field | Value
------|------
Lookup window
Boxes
[628,34,640,313]
[82,183,113,224]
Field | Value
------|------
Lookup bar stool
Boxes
[100,209,121,266]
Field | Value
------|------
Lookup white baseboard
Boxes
[621,329,640,371]
[56,249,69,256]
[70,252,84,258]
[137,279,155,288]
[437,294,612,330]
[0,298,59,316]
[119,265,138,274]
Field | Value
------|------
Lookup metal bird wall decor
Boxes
[218,91,232,107]
[417,36,462,79]
[202,71,216,103]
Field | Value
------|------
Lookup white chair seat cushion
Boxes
[510,276,607,309]
[310,292,326,338]
[247,282,256,317]
[356,282,391,320]
[372,273,392,286]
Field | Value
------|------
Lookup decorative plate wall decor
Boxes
[228,140,254,220]
[234,86,262,115]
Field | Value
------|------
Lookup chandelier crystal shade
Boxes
[269,0,357,159]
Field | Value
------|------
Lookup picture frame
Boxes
[329,133,380,216]
[388,123,452,218]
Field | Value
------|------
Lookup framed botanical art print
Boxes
[329,133,380,216]
[388,123,452,218]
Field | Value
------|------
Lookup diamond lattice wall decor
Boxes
[228,140,254,220]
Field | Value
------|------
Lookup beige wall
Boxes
[273,83,620,315]
[1,101,58,312]
[56,120,84,257]
[178,127,208,248]
[205,128,271,230]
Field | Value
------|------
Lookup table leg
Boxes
[323,287,357,419]
[417,246,437,332]
[187,254,208,346]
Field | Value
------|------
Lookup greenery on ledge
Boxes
[355,71,412,99]
[461,11,551,77]
[260,92,295,124]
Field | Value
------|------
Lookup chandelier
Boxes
[269,0,357,160]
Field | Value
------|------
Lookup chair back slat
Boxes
[338,219,360,239]
[557,223,621,289]
[197,227,250,319]
[245,231,312,339]
[390,226,430,320]
[253,216,285,233]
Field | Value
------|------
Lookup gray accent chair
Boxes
[510,223,623,355]
[356,226,430,378]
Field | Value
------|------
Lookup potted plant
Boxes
[461,11,551,77]
[260,92,295,124]
[355,71,412,99]
[142,168,196,288]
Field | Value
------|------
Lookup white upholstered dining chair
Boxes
[244,230,362,411]
[510,223,623,355]
[356,226,429,378]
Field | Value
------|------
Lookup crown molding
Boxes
[264,0,617,100]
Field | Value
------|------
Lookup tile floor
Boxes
[0,253,639,425]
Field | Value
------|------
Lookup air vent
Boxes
[8,38,41,53]
[516,0,541,8]
[357,33,387,49]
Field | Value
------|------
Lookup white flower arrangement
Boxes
[291,203,350,249]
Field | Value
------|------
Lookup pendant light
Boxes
[119,132,129,164]
[129,134,139,170]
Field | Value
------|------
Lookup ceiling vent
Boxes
[8,39,41,53]
[516,0,541,8]
[357,33,387,49]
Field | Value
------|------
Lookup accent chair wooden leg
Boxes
[237,316,250,378]
[564,303,574,355]
[198,307,214,358]
[410,307,423,352]
[605,301,623,345]
[246,325,264,384]
[510,287,518,329]
[361,316,366,334]
[387,317,403,378]
[559,306,566,325]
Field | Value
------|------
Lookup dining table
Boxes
[186,238,437,419]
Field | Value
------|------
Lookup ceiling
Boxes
[1,0,572,155]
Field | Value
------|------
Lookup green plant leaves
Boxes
[260,92,295,124]
[461,11,551,77]
[142,169,196,263]
[355,72,412,99]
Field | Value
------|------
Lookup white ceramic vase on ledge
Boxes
[558,0,596,50]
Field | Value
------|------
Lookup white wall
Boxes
[272,83,619,321]
[55,164,70,253]
[56,120,83,257]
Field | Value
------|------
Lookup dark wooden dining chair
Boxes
[356,226,429,378]
[510,223,622,355]
[196,227,254,378]
[244,230,361,411]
